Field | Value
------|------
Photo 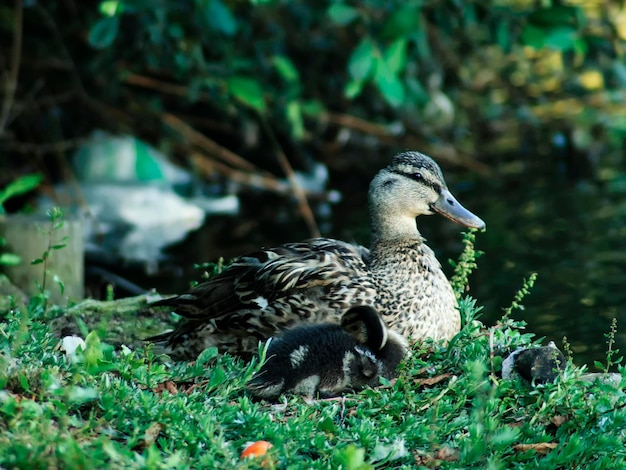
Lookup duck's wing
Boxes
[151,238,370,321]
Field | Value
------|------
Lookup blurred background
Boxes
[1,0,625,367]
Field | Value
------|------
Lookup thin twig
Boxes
[5,137,90,154]
[188,151,291,194]
[257,115,320,238]
[326,112,396,139]
[488,327,498,384]
[125,73,189,97]
[0,0,24,134]
[163,113,264,173]
[325,112,494,176]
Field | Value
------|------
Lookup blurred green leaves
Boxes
[227,77,265,112]
[59,0,626,164]
[88,16,119,49]
[346,37,407,107]
[0,174,42,214]
[327,4,360,26]
[522,5,583,52]
[200,0,237,36]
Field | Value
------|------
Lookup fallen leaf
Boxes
[413,446,460,465]
[153,381,178,395]
[550,415,568,427]
[414,373,453,387]
[513,442,557,454]
[434,445,460,461]
[372,439,408,461]
[183,380,209,394]
[144,423,164,446]
[132,422,164,451]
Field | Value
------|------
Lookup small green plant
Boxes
[194,257,226,284]
[562,336,574,363]
[30,207,68,309]
[595,318,622,373]
[501,272,538,322]
[450,229,484,298]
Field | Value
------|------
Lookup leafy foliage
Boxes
[2,0,625,181]
[0,175,43,267]
[1,289,626,468]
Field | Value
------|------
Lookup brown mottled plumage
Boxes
[147,151,485,359]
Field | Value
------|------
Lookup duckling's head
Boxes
[369,151,485,241]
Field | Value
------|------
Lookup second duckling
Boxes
[247,306,407,401]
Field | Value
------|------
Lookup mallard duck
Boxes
[148,151,485,359]
[247,305,407,400]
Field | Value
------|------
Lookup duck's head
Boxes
[369,151,485,240]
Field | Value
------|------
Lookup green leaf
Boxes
[544,27,577,51]
[286,101,305,139]
[196,347,219,367]
[496,21,511,51]
[333,445,373,470]
[67,386,98,406]
[205,0,238,36]
[0,253,21,266]
[344,79,364,99]
[384,39,407,75]
[327,4,359,25]
[88,16,119,49]
[188,77,204,103]
[271,55,300,83]
[31,258,44,265]
[522,24,578,51]
[411,15,430,59]
[573,38,588,56]
[84,331,104,368]
[380,5,422,40]
[209,366,226,388]
[53,274,65,295]
[405,77,428,104]
[528,6,579,27]
[19,373,30,393]
[521,25,546,49]
[374,59,405,108]
[99,0,122,17]
[227,76,266,112]
[300,100,325,117]
[348,38,376,82]
[0,174,43,207]
[318,416,337,433]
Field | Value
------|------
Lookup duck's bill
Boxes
[430,189,486,229]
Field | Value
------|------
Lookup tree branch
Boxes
[0,0,24,134]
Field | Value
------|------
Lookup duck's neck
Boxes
[370,214,425,248]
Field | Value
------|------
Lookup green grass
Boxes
[1,293,625,469]
[1,233,625,469]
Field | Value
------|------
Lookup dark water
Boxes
[430,159,626,369]
[154,153,626,369]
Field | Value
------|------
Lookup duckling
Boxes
[148,151,485,358]
[501,342,566,384]
[246,305,407,400]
